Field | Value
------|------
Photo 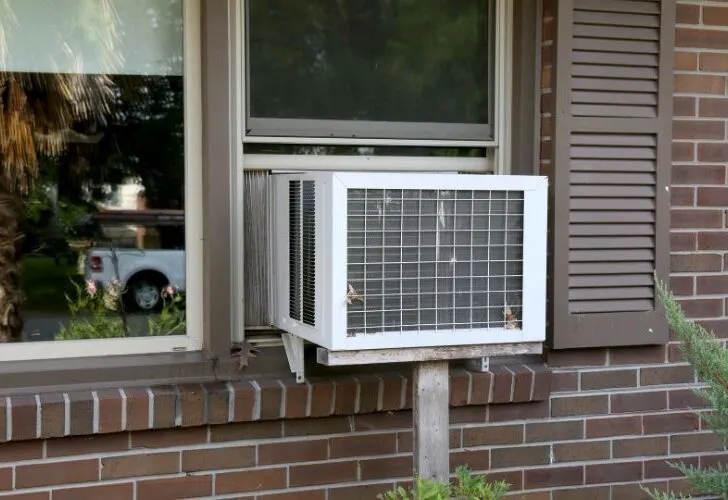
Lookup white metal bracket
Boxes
[465,356,491,372]
[282,333,306,383]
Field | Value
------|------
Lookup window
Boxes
[245,0,496,142]
[0,0,202,361]
[241,0,518,330]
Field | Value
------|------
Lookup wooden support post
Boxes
[412,360,450,482]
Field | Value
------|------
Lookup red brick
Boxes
[53,483,134,500]
[150,386,176,429]
[674,74,725,94]
[586,416,641,438]
[673,120,724,140]
[16,460,98,488]
[284,416,351,436]
[703,6,728,26]
[670,186,694,206]
[675,52,697,72]
[671,232,696,252]
[551,395,608,417]
[552,372,578,392]
[609,345,666,366]
[0,441,42,463]
[671,253,722,272]
[524,466,584,489]
[211,421,281,442]
[309,378,335,417]
[698,232,728,250]
[669,343,685,362]
[131,427,207,449]
[39,393,65,439]
[546,349,607,368]
[205,382,231,425]
[581,369,637,390]
[123,388,149,431]
[97,389,123,434]
[470,372,493,405]
[673,97,695,117]
[673,142,694,162]
[137,475,213,500]
[355,374,380,414]
[381,374,406,411]
[701,52,728,72]
[697,319,728,339]
[669,388,710,410]
[0,494,49,500]
[677,28,728,51]
[488,400,549,422]
[645,456,699,479]
[182,446,256,472]
[698,275,728,295]
[258,439,328,465]
[613,436,668,458]
[463,424,524,446]
[491,445,550,468]
[552,486,610,500]
[700,97,728,118]
[671,209,723,229]
[216,468,287,495]
[698,144,728,163]
[677,3,700,23]
[450,405,487,424]
[586,462,642,484]
[611,391,667,413]
[671,432,725,453]
[450,370,471,406]
[231,381,256,422]
[0,468,11,491]
[290,461,358,487]
[526,420,583,442]
[330,433,397,458]
[669,276,694,296]
[640,365,695,386]
[451,449,490,472]
[258,379,284,420]
[179,384,205,427]
[102,452,179,479]
[553,441,610,463]
[677,298,723,318]
[698,187,728,206]
[11,396,37,441]
[360,456,412,481]
[47,434,129,458]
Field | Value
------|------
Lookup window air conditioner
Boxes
[272,172,548,356]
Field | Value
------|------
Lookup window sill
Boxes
[0,361,551,443]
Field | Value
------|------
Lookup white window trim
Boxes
[0,0,203,362]
[240,0,514,175]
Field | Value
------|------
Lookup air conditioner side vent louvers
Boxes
[288,180,316,327]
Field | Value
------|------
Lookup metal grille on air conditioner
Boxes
[273,172,547,352]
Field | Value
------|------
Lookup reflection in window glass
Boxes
[0,0,186,343]
[247,0,493,136]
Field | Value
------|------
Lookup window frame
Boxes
[240,0,514,175]
[0,0,205,363]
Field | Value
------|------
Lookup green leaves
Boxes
[378,466,508,500]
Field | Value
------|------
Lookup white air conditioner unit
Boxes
[272,172,548,365]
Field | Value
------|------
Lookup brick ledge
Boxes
[0,364,550,442]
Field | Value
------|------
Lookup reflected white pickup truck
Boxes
[83,248,186,311]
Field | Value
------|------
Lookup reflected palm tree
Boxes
[0,0,119,341]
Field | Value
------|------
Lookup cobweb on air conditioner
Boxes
[346,188,524,336]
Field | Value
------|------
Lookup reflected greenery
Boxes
[247,0,493,125]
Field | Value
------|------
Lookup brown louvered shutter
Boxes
[547,0,675,348]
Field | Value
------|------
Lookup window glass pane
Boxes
[0,0,187,343]
[247,0,492,133]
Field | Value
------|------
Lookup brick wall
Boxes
[0,1,725,500]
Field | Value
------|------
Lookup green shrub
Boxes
[378,466,508,500]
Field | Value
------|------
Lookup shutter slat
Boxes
[573,10,660,27]
[570,299,655,313]
[571,133,657,147]
[572,37,659,54]
[571,274,655,287]
[571,172,656,184]
[570,262,656,274]
[573,51,659,67]
[571,186,656,197]
[572,105,657,118]
[576,0,661,15]
[571,211,655,223]
[570,236,655,249]
[571,160,656,172]
[572,64,658,80]
[570,223,655,236]
[569,287,655,300]
[571,249,655,262]
[573,91,658,106]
